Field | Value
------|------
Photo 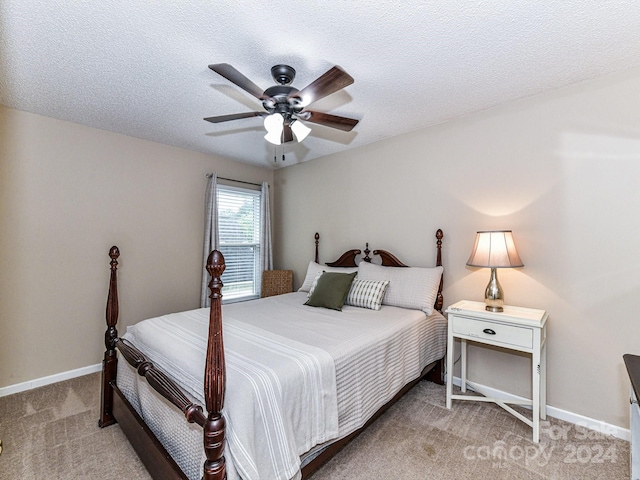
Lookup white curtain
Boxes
[201,173,219,307]
[260,181,273,275]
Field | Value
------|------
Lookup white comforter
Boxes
[120,292,447,480]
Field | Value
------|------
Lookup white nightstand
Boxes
[445,300,548,443]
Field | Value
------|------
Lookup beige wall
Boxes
[274,66,640,429]
[0,106,273,388]
[3,63,639,429]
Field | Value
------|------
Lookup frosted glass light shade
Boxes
[263,113,284,145]
[264,130,282,145]
[291,120,311,142]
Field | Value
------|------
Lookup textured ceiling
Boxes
[2,1,640,170]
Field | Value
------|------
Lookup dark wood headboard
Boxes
[314,229,444,312]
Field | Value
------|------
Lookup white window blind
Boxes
[217,185,261,301]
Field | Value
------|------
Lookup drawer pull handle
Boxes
[483,328,496,335]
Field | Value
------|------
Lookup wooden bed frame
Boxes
[99,229,444,480]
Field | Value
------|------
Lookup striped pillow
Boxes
[345,279,390,310]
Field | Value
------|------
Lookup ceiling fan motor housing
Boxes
[271,64,296,85]
[262,84,302,123]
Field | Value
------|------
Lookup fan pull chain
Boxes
[273,145,286,162]
[271,142,287,163]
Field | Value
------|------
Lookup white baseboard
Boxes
[0,363,102,398]
[448,375,630,442]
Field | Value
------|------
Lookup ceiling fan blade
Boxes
[299,111,359,132]
[282,124,294,143]
[209,63,266,100]
[203,112,266,123]
[290,66,354,107]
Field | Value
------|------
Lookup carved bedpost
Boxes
[435,229,444,312]
[203,250,227,480]
[99,246,120,427]
[314,232,320,264]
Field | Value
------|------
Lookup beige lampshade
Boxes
[466,230,524,268]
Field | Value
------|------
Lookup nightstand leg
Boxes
[461,339,467,393]
[541,341,547,420]
[446,327,454,409]
[532,338,541,443]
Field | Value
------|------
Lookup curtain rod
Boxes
[206,173,266,188]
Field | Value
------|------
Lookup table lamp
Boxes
[466,230,524,312]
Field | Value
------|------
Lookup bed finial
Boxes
[109,245,120,260]
[206,250,226,302]
[314,232,320,264]
[363,242,371,263]
[204,249,227,480]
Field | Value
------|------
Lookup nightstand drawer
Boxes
[452,315,533,349]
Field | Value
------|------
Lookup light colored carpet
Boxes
[0,373,629,479]
[0,373,150,479]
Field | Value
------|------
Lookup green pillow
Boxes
[304,271,357,311]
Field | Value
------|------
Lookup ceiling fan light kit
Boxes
[205,63,358,146]
[262,113,311,145]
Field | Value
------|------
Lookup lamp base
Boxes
[485,304,504,313]
[484,268,504,313]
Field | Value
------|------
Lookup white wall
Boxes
[274,66,640,429]
[0,106,273,388]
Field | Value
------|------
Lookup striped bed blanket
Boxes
[119,292,447,480]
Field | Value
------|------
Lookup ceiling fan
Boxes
[204,63,359,145]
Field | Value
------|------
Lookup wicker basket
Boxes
[261,270,294,298]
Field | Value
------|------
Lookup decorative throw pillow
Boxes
[345,279,390,311]
[304,271,357,311]
[357,261,443,316]
[298,261,358,293]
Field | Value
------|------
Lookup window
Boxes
[217,185,261,302]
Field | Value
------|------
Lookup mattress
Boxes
[117,292,447,480]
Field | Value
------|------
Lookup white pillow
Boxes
[345,279,390,311]
[357,261,443,316]
[307,271,323,297]
[298,261,358,292]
